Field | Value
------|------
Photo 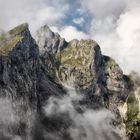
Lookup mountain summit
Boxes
[0,23,140,140]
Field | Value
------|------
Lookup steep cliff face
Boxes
[36,25,128,109]
[122,72,140,140]
[0,23,40,139]
[35,25,140,140]
[56,39,108,109]
[0,23,139,140]
[0,23,39,99]
[34,25,127,140]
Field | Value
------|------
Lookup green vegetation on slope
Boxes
[57,39,96,67]
[0,36,23,55]
[123,74,140,140]
[125,91,140,139]
[8,23,28,36]
[126,92,139,121]
[0,23,28,56]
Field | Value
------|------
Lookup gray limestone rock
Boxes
[35,25,67,55]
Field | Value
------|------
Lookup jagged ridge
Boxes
[0,23,28,55]
[0,23,140,140]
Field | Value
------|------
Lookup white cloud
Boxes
[73,17,85,25]
[36,7,65,23]
[81,0,128,19]
[51,25,89,41]
[115,6,140,73]
[0,0,69,32]
[60,26,88,41]
[77,8,85,15]
[43,85,121,140]
[116,7,140,48]
[81,0,140,74]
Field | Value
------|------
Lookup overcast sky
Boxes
[0,0,140,74]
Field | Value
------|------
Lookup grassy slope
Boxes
[57,40,96,67]
[123,75,140,139]
[0,23,28,56]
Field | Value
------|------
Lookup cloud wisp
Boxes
[43,85,122,140]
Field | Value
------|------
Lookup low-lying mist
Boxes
[42,84,122,140]
[0,97,36,140]
[0,84,123,140]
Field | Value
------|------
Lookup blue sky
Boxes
[64,9,92,33]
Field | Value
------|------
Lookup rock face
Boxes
[0,23,40,139]
[56,39,108,108]
[0,23,139,140]
[35,25,67,55]
[0,23,39,100]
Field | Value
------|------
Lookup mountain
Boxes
[0,23,140,140]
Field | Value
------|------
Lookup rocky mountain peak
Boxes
[0,23,140,140]
[8,23,29,35]
[35,25,67,55]
[57,39,99,67]
[0,23,39,99]
[0,23,30,56]
[56,39,103,90]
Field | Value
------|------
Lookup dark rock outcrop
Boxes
[0,23,40,139]
[0,23,39,99]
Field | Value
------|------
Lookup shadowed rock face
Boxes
[0,23,139,140]
[0,23,39,100]
[0,24,66,140]
[0,23,40,139]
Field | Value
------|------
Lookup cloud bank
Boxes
[43,85,121,140]
[0,0,140,74]
[84,0,140,74]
